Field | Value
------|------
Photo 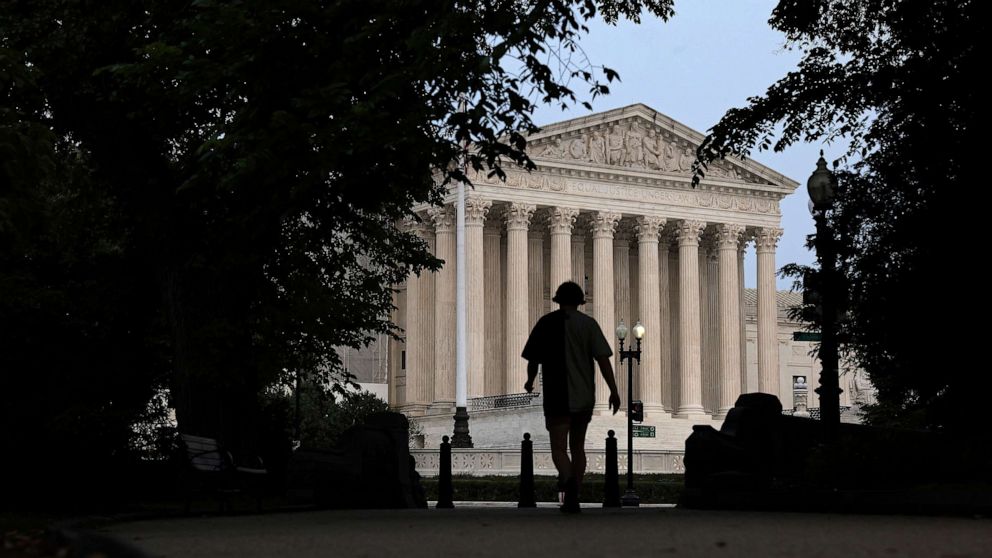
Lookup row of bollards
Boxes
[434,430,623,508]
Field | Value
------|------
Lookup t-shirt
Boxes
[521,308,613,415]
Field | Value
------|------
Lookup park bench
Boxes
[180,434,267,514]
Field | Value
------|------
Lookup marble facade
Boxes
[381,104,870,454]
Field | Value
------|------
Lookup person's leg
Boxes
[545,415,571,488]
[567,412,592,493]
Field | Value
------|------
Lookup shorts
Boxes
[544,410,593,430]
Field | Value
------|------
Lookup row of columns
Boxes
[401,197,783,418]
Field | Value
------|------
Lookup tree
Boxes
[695,0,982,434]
[1,0,674,500]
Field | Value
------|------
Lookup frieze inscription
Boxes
[469,169,780,215]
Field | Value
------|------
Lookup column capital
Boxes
[754,227,783,252]
[676,220,707,246]
[428,205,456,234]
[548,207,579,235]
[715,223,746,250]
[635,215,667,243]
[402,215,433,238]
[590,211,621,239]
[464,195,492,226]
[504,202,536,231]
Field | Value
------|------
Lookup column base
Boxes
[712,407,733,420]
[400,404,429,417]
[642,404,667,419]
[673,405,707,419]
[428,401,455,415]
[451,406,473,448]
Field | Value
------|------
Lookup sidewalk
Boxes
[101,503,992,558]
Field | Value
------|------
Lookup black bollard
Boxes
[436,435,454,509]
[603,430,621,508]
[518,433,537,508]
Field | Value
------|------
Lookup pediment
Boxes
[524,104,797,191]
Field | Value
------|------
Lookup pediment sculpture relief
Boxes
[530,118,763,184]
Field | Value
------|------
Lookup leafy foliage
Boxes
[696,0,982,433]
[1,0,673,504]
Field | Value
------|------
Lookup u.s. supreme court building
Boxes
[358,105,873,475]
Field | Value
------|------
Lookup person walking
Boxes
[522,281,621,513]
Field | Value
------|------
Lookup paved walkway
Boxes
[101,504,992,558]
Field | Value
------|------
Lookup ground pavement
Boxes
[101,503,992,558]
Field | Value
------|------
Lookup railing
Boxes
[782,406,852,420]
[468,392,541,412]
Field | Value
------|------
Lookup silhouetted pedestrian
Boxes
[522,281,620,513]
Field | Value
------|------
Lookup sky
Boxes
[530,0,826,290]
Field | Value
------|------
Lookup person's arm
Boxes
[595,355,621,414]
[524,360,539,393]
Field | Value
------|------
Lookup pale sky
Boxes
[530,0,825,290]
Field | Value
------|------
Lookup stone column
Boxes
[707,244,720,411]
[484,216,504,396]
[636,216,665,413]
[668,246,680,411]
[549,207,578,292]
[697,237,711,412]
[738,234,749,395]
[591,211,621,409]
[571,223,586,287]
[465,196,491,398]
[658,229,673,413]
[717,224,745,415]
[613,227,631,403]
[429,206,456,408]
[403,218,433,413]
[504,203,535,395]
[676,220,706,416]
[389,289,402,407]
[528,228,545,329]
[756,227,783,397]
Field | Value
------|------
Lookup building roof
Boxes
[742,288,802,309]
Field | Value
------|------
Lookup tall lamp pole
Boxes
[452,96,472,447]
[807,151,842,440]
[616,319,645,507]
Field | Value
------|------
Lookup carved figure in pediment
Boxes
[625,123,645,168]
[662,141,678,172]
[607,128,626,166]
[537,138,563,159]
[588,131,606,165]
[643,131,662,170]
[567,137,587,160]
[677,145,694,172]
[709,161,739,180]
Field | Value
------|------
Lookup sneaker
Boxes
[560,477,580,514]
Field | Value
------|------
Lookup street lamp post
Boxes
[807,151,842,440]
[616,319,645,507]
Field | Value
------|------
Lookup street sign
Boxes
[793,331,822,342]
[632,425,655,438]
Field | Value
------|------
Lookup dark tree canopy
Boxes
[696,0,982,434]
[0,0,673,504]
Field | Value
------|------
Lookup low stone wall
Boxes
[411,448,685,476]
[410,404,722,452]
